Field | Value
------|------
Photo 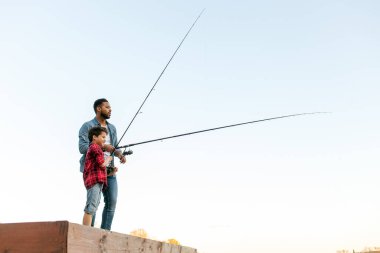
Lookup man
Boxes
[78,98,126,230]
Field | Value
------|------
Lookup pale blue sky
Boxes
[1,1,379,252]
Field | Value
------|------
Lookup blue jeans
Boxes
[91,175,118,230]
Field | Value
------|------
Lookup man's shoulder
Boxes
[81,118,98,129]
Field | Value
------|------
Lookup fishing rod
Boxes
[118,112,328,154]
[113,9,205,156]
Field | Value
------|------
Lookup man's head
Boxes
[93,98,111,119]
[88,126,108,145]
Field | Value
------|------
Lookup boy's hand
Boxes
[103,156,113,167]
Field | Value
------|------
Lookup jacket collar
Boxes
[92,117,108,127]
[92,117,113,143]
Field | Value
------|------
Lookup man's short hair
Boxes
[93,98,108,113]
[88,126,108,141]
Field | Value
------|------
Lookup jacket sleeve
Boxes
[112,125,122,154]
[79,123,90,154]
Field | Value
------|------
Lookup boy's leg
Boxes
[83,212,92,226]
[101,175,118,230]
[83,183,103,226]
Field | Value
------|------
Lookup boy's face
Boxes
[93,131,107,146]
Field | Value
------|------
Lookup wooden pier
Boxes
[0,221,197,253]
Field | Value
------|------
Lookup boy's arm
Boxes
[94,147,106,167]
[92,145,112,168]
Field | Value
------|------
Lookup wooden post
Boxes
[0,221,68,252]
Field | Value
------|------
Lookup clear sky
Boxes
[0,1,379,252]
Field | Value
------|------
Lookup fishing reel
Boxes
[107,166,115,175]
[106,150,133,175]
[122,149,133,156]
[105,149,132,175]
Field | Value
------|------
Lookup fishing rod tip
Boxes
[314,111,332,114]
[199,8,206,16]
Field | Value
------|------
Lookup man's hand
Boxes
[102,144,115,153]
[118,155,126,164]
[114,150,126,164]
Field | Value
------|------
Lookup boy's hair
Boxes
[88,126,108,141]
[93,98,108,113]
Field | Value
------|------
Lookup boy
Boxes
[82,126,113,226]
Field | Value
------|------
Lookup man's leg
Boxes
[91,213,96,227]
[101,175,118,230]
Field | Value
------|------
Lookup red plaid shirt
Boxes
[83,143,108,189]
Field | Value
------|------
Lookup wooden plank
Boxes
[0,221,68,253]
[67,222,197,253]
[0,221,197,253]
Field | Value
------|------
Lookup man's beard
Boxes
[101,112,110,119]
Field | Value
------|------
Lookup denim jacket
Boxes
[78,117,119,172]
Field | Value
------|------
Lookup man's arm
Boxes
[111,125,126,164]
[114,150,126,164]
[78,123,90,154]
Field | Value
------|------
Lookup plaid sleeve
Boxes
[93,145,105,167]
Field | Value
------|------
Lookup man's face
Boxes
[98,102,111,119]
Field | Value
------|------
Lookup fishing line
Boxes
[118,112,329,152]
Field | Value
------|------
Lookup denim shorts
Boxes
[84,183,103,215]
